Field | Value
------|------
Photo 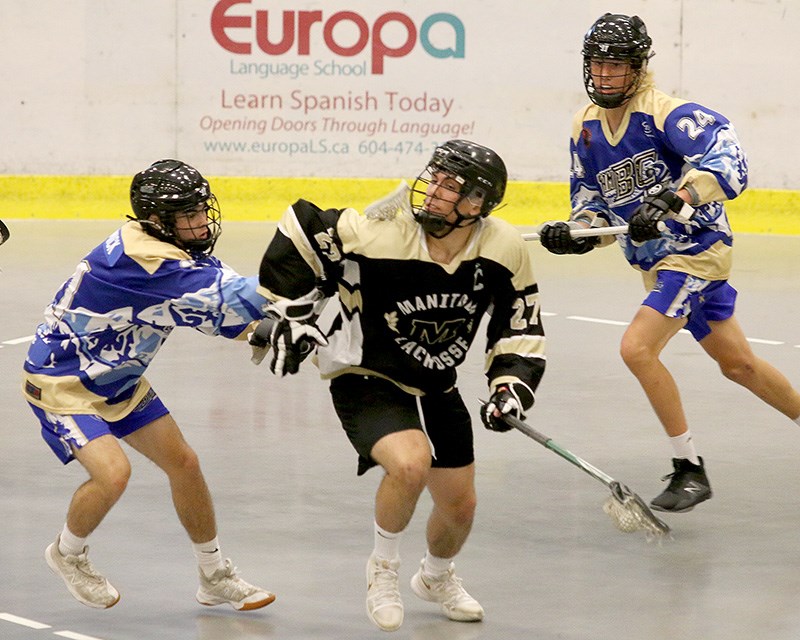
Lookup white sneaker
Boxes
[196,559,276,611]
[410,560,484,622]
[45,537,120,609]
[366,553,403,631]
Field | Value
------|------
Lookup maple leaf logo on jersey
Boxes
[384,311,400,333]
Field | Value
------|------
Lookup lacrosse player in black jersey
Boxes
[253,140,546,631]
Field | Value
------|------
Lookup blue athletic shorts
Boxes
[642,270,737,341]
[29,388,170,464]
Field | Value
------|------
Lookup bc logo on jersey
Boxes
[596,149,669,206]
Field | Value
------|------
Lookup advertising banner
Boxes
[177,0,581,179]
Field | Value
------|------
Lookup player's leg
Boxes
[331,374,433,632]
[122,411,274,610]
[371,430,433,533]
[619,304,689,437]
[700,315,800,419]
[67,435,132,536]
[423,465,476,560]
[620,271,711,512]
[409,463,484,622]
[123,413,215,542]
[363,431,432,631]
[407,387,483,621]
[31,405,129,609]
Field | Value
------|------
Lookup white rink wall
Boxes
[2,0,796,188]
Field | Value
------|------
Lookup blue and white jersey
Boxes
[22,221,270,420]
[569,76,748,288]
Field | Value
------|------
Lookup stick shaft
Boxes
[522,225,628,241]
[502,413,615,487]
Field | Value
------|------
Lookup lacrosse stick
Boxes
[0,219,9,246]
[489,407,671,540]
[363,180,412,220]
[522,224,628,242]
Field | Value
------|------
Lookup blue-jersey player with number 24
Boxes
[538,13,800,514]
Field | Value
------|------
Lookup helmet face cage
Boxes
[410,140,507,238]
[582,13,652,108]
[130,159,221,256]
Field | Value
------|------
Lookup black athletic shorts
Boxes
[329,374,474,476]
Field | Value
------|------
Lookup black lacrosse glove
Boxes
[248,314,327,376]
[629,187,685,242]
[481,384,533,432]
[540,221,598,255]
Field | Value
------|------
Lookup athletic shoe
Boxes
[410,559,484,622]
[650,457,712,513]
[45,537,120,609]
[366,553,403,631]
[196,559,276,611]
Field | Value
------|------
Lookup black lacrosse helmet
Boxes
[129,159,221,256]
[582,13,653,108]
[411,139,507,238]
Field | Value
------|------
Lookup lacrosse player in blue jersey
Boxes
[538,13,800,513]
[22,159,324,610]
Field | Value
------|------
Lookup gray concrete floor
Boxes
[1,220,800,640]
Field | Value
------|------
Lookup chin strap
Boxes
[417,211,483,239]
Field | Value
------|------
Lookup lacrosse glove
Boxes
[629,187,686,242]
[482,383,534,432]
[248,314,327,376]
[540,221,598,255]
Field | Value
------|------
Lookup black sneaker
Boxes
[650,457,712,513]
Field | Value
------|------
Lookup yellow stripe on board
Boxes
[1,175,798,234]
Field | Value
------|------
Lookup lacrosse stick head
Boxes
[603,481,671,540]
[363,181,412,221]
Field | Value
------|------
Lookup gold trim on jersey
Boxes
[572,77,687,147]
[488,334,547,362]
[319,366,425,396]
[638,239,733,290]
[121,221,191,274]
[338,285,363,315]
[22,373,153,421]
[678,168,732,204]
[278,204,327,277]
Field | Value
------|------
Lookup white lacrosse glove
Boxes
[248,313,328,374]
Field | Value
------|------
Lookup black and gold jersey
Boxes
[260,199,545,397]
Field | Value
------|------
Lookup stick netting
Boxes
[602,494,671,540]
[363,181,410,220]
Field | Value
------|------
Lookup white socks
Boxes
[193,537,225,577]
[374,522,401,560]
[670,430,700,465]
[58,524,87,556]
[422,551,453,578]
[373,522,455,578]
